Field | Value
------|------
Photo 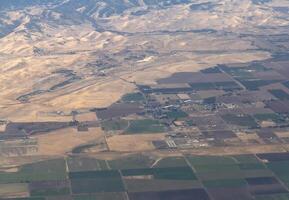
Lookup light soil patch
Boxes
[178,144,288,156]
[260,121,276,128]
[2,167,19,173]
[107,133,166,152]
[0,183,29,198]
[34,127,103,155]
[0,104,73,122]
[0,155,57,169]
[0,124,6,132]
[48,79,135,111]
[236,132,264,144]
[177,93,191,100]
[75,112,97,122]
[275,130,289,138]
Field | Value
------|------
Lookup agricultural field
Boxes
[0,159,67,184]
[1,153,289,199]
[122,93,146,103]
[101,120,129,132]
[1,0,289,199]
[221,114,259,128]
[101,118,166,134]
[124,119,166,134]
[3,48,289,156]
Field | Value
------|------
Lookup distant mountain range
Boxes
[0,0,274,14]
[0,0,193,13]
[0,0,285,38]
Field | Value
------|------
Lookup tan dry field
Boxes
[0,183,29,198]
[260,121,276,128]
[275,130,289,138]
[177,144,289,156]
[0,155,57,169]
[2,143,289,168]
[0,28,270,123]
[0,78,135,122]
[236,132,264,144]
[34,127,104,156]
[75,112,97,122]
[177,93,191,100]
[48,79,135,111]
[106,133,166,152]
[70,143,289,159]
[0,124,6,132]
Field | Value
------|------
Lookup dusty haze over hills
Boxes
[0,0,288,121]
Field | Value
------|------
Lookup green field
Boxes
[255,194,289,200]
[239,80,280,90]
[108,154,154,170]
[67,157,109,172]
[153,167,197,180]
[0,159,67,183]
[203,97,216,104]
[254,113,284,123]
[69,170,121,179]
[101,119,128,131]
[201,67,221,73]
[30,187,70,197]
[3,153,289,200]
[189,82,216,90]
[124,179,201,192]
[193,163,241,173]
[269,89,289,100]
[233,154,260,163]
[267,161,289,186]
[203,178,247,188]
[238,162,266,170]
[197,170,244,180]
[121,92,145,103]
[186,155,237,166]
[165,110,188,119]
[73,193,127,200]
[122,166,197,180]
[125,119,166,134]
[153,157,188,168]
[69,170,124,194]
[187,155,268,181]
[71,178,125,194]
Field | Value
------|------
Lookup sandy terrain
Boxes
[107,133,166,152]
[34,127,104,155]
[75,112,97,122]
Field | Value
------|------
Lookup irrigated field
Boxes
[1,152,289,199]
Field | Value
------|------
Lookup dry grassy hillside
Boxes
[0,0,287,121]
